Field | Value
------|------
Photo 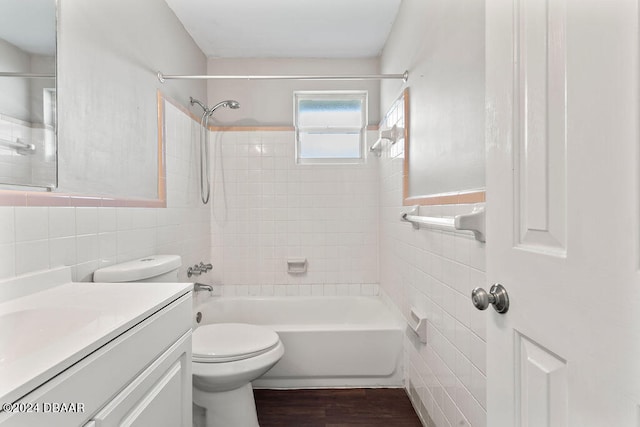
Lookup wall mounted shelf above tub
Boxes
[401,204,486,243]
[370,124,404,157]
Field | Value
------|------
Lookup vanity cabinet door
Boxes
[0,293,192,427]
[89,332,192,427]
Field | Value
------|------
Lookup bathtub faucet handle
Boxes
[187,264,203,278]
[199,262,213,272]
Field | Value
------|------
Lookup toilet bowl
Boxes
[192,323,284,427]
[93,255,284,427]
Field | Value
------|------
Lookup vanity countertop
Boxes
[0,277,192,405]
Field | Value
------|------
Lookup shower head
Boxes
[208,99,241,115]
[189,96,240,118]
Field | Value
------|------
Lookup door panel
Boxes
[91,332,192,427]
[517,333,568,426]
[122,362,184,427]
[516,0,567,254]
[486,0,640,425]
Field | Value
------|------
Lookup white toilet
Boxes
[192,323,284,427]
[93,255,284,427]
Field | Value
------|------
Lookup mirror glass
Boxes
[403,96,485,205]
[0,0,57,189]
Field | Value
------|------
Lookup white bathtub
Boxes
[195,296,404,388]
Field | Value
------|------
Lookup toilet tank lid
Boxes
[93,255,182,282]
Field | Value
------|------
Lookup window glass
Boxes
[297,132,361,159]
[298,99,363,127]
[294,91,367,164]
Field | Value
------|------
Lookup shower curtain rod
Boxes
[0,72,55,78]
[157,70,408,83]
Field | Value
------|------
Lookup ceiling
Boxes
[0,0,55,55]
[164,0,402,58]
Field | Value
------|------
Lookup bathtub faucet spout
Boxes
[194,283,213,293]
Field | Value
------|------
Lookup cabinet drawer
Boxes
[88,331,191,427]
[0,292,192,427]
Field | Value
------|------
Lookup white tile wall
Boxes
[209,129,380,293]
[204,282,380,299]
[0,101,210,283]
[378,101,487,427]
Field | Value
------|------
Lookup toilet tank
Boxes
[93,255,182,283]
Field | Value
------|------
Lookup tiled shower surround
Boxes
[0,101,209,282]
[378,98,487,427]
[208,129,380,294]
[208,120,487,425]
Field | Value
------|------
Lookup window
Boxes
[294,91,367,164]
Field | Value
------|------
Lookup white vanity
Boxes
[0,267,193,427]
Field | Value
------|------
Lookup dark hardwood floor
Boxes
[254,388,423,427]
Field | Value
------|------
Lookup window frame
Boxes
[293,90,368,165]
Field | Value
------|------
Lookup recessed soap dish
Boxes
[287,258,307,274]
[409,307,427,344]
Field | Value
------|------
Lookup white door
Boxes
[485,0,640,426]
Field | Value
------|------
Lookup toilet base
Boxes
[193,383,259,427]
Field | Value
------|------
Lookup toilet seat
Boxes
[193,323,280,363]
